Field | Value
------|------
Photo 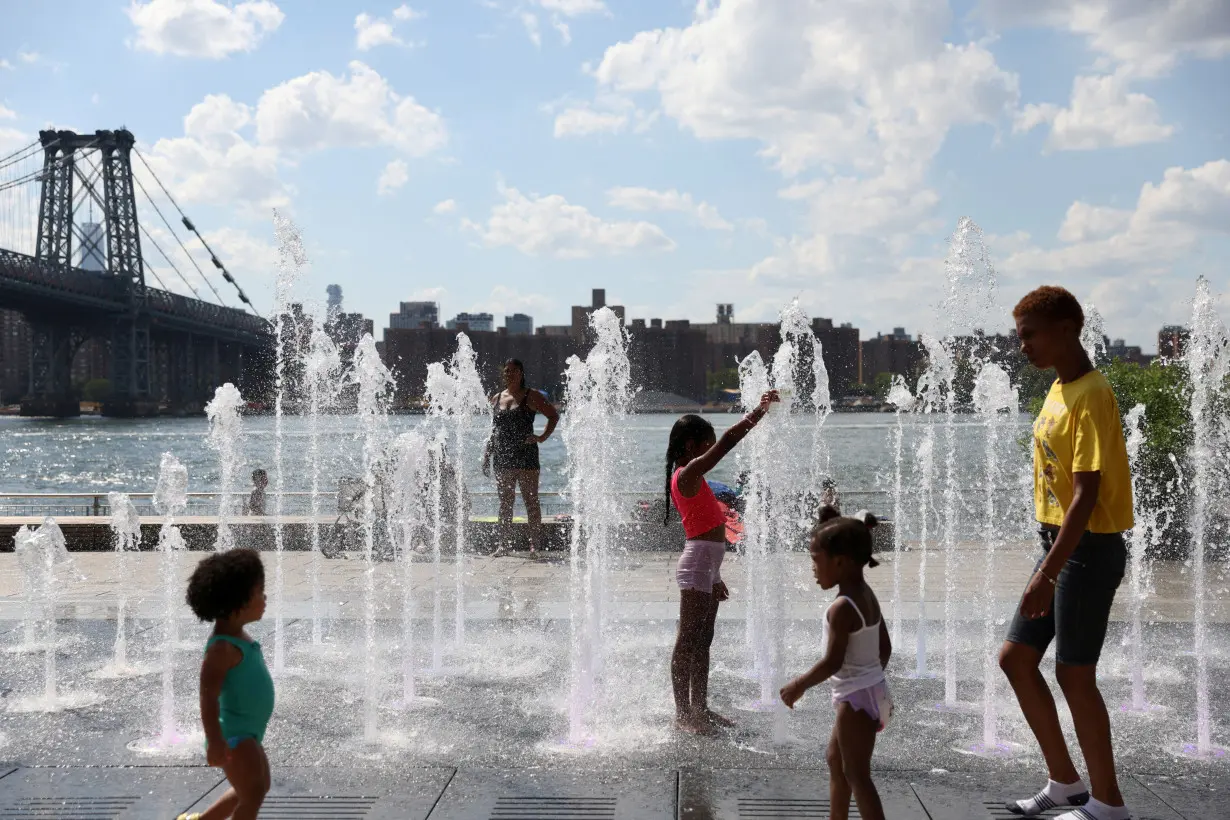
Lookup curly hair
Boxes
[811,508,879,569]
[1012,286,1084,328]
[186,548,265,622]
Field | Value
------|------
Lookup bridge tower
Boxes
[27,129,155,416]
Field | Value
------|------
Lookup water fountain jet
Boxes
[205,383,245,553]
[90,493,154,679]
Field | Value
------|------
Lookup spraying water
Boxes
[386,430,440,710]
[1120,405,1165,714]
[1081,304,1107,366]
[1181,278,1230,758]
[886,377,915,648]
[271,210,308,677]
[425,333,490,648]
[355,334,394,744]
[910,337,950,680]
[305,328,344,646]
[128,454,195,752]
[970,361,1017,754]
[738,302,833,744]
[91,493,150,679]
[561,307,633,744]
[205,383,245,553]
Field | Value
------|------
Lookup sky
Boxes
[1,0,1227,352]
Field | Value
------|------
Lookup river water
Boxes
[0,412,1033,536]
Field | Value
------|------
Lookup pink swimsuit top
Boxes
[671,467,727,539]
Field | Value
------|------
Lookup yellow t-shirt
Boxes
[1032,370,1134,533]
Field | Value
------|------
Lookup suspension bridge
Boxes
[0,128,272,417]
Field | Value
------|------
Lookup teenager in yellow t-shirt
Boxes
[1000,286,1133,820]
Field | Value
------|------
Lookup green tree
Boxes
[706,367,740,399]
[872,371,895,400]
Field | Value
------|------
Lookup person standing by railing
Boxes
[483,359,559,556]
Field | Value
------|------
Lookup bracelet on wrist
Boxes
[1036,568,1057,586]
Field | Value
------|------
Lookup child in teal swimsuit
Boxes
[179,548,274,820]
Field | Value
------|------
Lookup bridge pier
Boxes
[20,320,80,417]
[101,317,157,418]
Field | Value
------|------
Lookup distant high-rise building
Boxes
[717,304,733,324]
[505,313,533,335]
[326,285,343,323]
[390,301,439,330]
[80,222,105,272]
[446,312,494,332]
[1158,325,1189,360]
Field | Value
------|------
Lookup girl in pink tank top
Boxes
[663,390,777,734]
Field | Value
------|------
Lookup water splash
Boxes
[355,334,394,745]
[910,336,950,681]
[271,210,308,677]
[1120,405,1165,714]
[1180,277,1230,758]
[426,333,490,650]
[305,327,343,645]
[561,307,633,744]
[205,383,245,553]
[886,376,915,648]
[739,301,833,744]
[939,217,999,340]
[969,361,1017,754]
[1081,303,1107,366]
[90,494,153,679]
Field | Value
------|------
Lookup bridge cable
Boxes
[131,172,228,306]
[132,148,259,316]
[0,140,44,174]
[137,222,203,300]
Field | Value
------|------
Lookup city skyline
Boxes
[1,1,1226,353]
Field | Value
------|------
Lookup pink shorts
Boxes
[676,539,725,592]
[833,680,893,731]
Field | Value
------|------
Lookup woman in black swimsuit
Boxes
[482,359,559,556]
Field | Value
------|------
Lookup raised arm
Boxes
[527,390,559,443]
[677,391,777,491]
[780,599,858,708]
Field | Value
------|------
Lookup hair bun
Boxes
[817,504,841,524]
[853,509,878,528]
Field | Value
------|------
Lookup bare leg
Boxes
[826,723,852,820]
[518,470,543,553]
[695,592,733,727]
[835,703,885,820]
[999,641,1082,784]
[1056,663,1125,807]
[201,740,269,820]
[672,589,712,732]
[493,470,516,555]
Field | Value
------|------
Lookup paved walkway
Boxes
[2,547,1227,623]
[0,764,1223,819]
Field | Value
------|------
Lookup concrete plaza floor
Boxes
[2,547,1228,818]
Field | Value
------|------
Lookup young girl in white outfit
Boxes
[781,508,892,820]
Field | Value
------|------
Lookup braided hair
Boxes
[663,414,716,526]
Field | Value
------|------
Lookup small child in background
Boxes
[178,548,274,820]
[781,508,891,820]
[243,469,268,516]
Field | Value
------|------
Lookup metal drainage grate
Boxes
[983,801,1063,818]
[256,795,377,818]
[490,796,617,819]
[738,798,861,819]
[0,796,140,819]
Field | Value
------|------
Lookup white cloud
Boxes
[464,184,675,258]
[533,0,606,14]
[355,5,423,50]
[606,186,732,230]
[520,12,542,47]
[1057,201,1132,242]
[0,126,26,156]
[199,226,279,280]
[552,18,572,45]
[17,50,40,64]
[127,0,284,59]
[998,160,1230,336]
[143,94,290,212]
[255,61,446,156]
[553,106,627,137]
[591,0,1019,178]
[0,59,12,70]
[377,159,409,195]
[0,104,15,120]
[980,0,1230,78]
[393,4,423,21]
[432,198,457,214]
[1014,72,1174,150]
